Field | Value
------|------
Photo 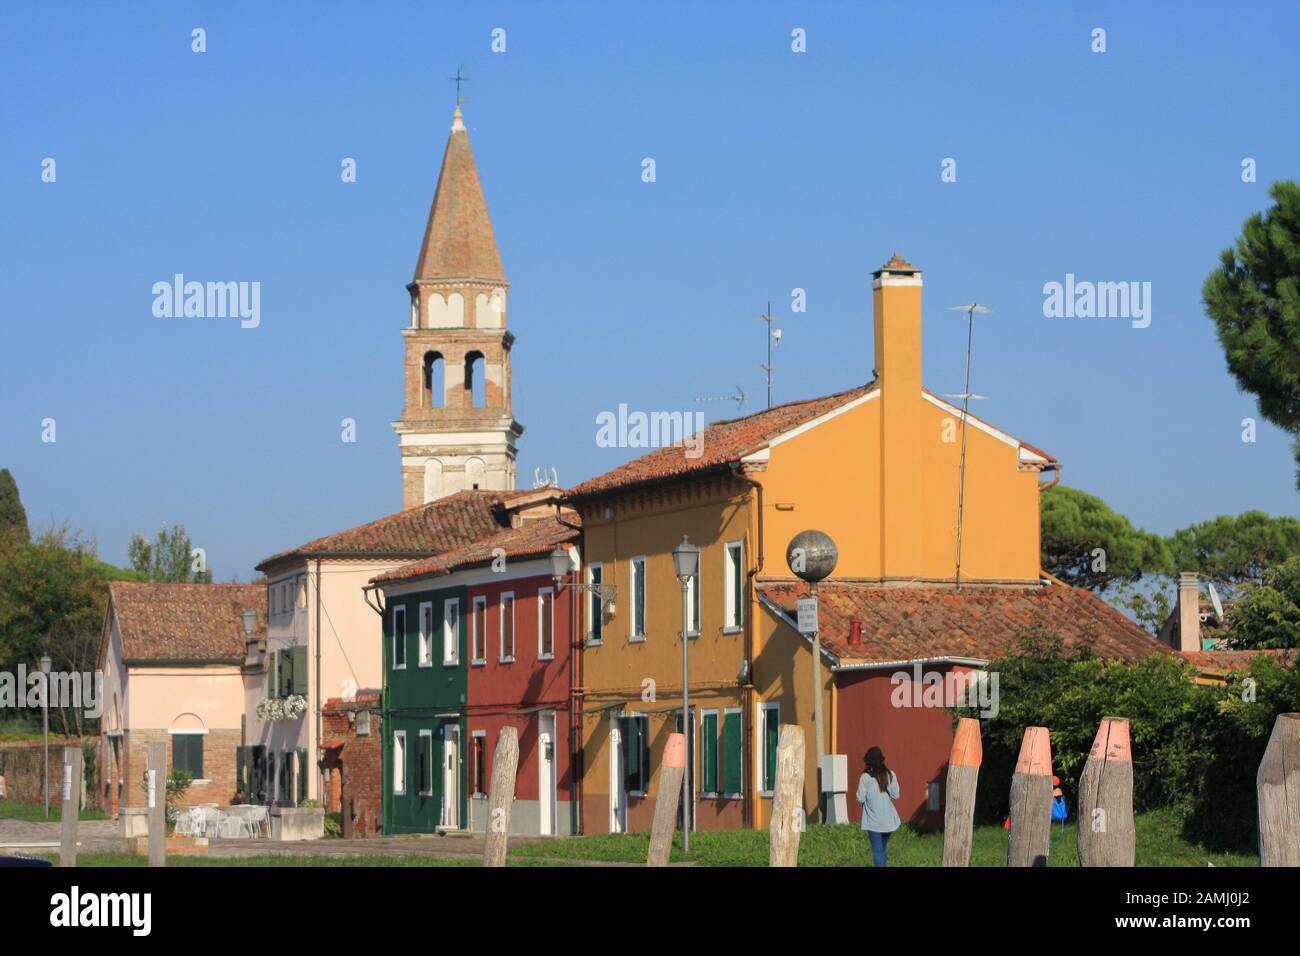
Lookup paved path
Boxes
[0,818,125,854]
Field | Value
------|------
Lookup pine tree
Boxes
[1203,180,1300,488]
[0,469,28,542]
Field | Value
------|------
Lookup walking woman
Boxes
[856,746,901,867]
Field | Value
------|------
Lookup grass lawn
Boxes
[0,800,107,822]
[509,809,1258,867]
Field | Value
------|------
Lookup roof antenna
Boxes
[694,386,750,417]
[758,302,780,409]
[532,466,558,489]
[946,303,993,590]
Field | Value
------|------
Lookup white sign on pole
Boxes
[797,598,818,634]
[62,764,72,802]
[147,770,157,809]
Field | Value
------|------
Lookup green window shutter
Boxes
[291,645,308,696]
[274,649,286,698]
[730,545,743,627]
[236,746,246,799]
[692,572,700,632]
[192,735,204,780]
[298,749,308,803]
[764,710,778,791]
[638,718,649,792]
[702,714,718,793]
[633,562,645,636]
[268,752,277,802]
[722,712,741,794]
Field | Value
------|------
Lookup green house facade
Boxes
[381,582,468,834]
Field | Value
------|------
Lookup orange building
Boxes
[564,254,1164,833]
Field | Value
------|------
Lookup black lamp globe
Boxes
[786,529,838,583]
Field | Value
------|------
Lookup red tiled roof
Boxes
[373,517,579,586]
[1181,648,1298,671]
[256,490,529,571]
[758,580,1166,665]
[414,108,505,282]
[567,384,877,499]
[323,692,381,714]
[108,581,265,663]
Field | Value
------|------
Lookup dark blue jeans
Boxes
[868,829,891,867]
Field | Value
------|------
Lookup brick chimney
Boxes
[848,617,863,646]
[872,254,924,577]
[1176,571,1201,652]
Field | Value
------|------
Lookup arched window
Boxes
[465,352,486,408]
[423,352,444,408]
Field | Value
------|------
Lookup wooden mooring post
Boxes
[59,746,83,868]
[1007,726,1052,868]
[483,726,519,868]
[769,725,805,867]
[147,741,167,868]
[1078,716,1135,867]
[942,718,981,867]
[1257,712,1300,867]
[647,733,685,867]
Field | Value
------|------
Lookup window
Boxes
[538,588,555,659]
[298,577,307,608]
[759,702,780,794]
[472,596,487,664]
[465,352,486,408]
[418,602,433,667]
[471,732,487,796]
[393,731,407,795]
[629,556,646,640]
[700,710,719,796]
[619,714,649,794]
[418,730,433,796]
[392,606,407,670]
[499,593,515,662]
[171,732,204,780]
[722,708,743,796]
[686,563,700,636]
[422,351,444,408]
[274,645,307,699]
[443,598,460,666]
[586,564,603,644]
[724,542,744,631]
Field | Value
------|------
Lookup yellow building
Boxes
[565,255,1156,833]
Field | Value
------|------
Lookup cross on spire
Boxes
[448,65,470,106]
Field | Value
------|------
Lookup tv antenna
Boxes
[532,466,559,489]
[758,302,781,409]
[694,386,750,417]
[947,303,993,590]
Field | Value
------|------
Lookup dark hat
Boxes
[865,746,885,765]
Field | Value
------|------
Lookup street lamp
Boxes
[39,653,51,819]
[671,534,700,852]
[786,530,838,821]
[242,609,256,635]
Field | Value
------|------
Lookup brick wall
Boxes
[113,727,242,810]
[0,738,89,805]
[321,695,383,836]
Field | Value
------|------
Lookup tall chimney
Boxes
[873,253,924,577]
[1177,571,1201,652]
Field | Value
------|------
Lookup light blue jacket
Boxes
[856,770,901,833]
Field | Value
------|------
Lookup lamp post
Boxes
[672,534,700,853]
[39,653,51,819]
[786,530,838,821]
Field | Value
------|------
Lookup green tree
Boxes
[1203,180,1300,488]
[1222,556,1300,649]
[0,469,28,543]
[1167,511,1300,587]
[128,523,212,583]
[1040,485,1170,591]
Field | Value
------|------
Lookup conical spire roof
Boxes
[413,107,505,282]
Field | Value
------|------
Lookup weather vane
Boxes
[449,65,470,106]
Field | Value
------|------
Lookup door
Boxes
[608,715,625,833]
[442,725,459,829]
[538,712,556,835]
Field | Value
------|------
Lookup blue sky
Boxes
[2,2,1297,580]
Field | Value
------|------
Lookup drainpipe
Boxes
[315,559,322,805]
[729,464,763,830]
[555,504,584,835]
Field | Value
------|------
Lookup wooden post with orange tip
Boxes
[1257,712,1300,866]
[1007,726,1052,867]
[942,718,982,867]
[647,732,685,867]
[1078,717,1135,866]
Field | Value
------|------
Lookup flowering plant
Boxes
[256,695,308,721]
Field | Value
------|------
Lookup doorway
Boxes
[538,712,556,835]
[442,725,460,829]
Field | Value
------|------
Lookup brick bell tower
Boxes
[393,106,524,508]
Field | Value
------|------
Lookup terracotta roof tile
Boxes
[567,384,877,499]
[1180,648,1298,671]
[758,579,1166,665]
[108,581,265,662]
[256,490,528,570]
[374,517,579,586]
